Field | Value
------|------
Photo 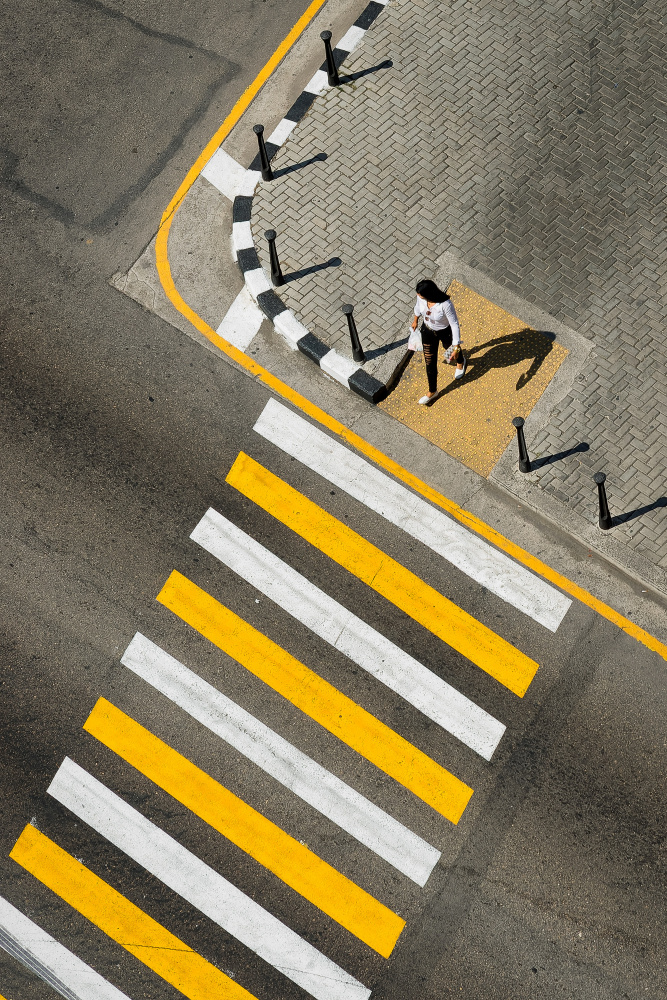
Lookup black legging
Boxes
[422,324,454,393]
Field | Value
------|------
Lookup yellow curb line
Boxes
[153,2,667,664]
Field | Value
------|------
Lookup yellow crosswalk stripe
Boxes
[158,570,473,824]
[84,697,405,957]
[9,825,255,1000]
[226,452,538,697]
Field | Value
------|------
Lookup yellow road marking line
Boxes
[10,825,255,1000]
[84,697,404,956]
[157,570,473,823]
[226,453,539,697]
[153,1,667,667]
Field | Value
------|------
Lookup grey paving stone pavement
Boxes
[252,0,667,574]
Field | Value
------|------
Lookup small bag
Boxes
[408,326,423,351]
[443,343,460,364]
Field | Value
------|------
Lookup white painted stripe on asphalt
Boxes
[253,399,572,632]
[304,70,329,96]
[121,633,440,884]
[216,287,264,351]
[191,509,505,760]
[336,25,366,53]
[268,118,298,146]
[0,894,129,1000]
[49,760,370,1000]
[201,148,247,201]
[244,267,272,297]
[320,350,360,385]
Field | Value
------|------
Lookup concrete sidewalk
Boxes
[250,0,667,586]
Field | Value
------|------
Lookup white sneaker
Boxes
[418,395,431,405]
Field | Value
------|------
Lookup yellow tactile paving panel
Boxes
[379,280,568,477]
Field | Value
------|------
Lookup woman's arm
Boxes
[444,300,461,344]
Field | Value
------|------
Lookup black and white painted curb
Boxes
[216,0,392,404]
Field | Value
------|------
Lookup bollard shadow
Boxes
[531,442,590,470]
[340,59,393,84]
[283,257,342,283]
[425,328,554,403]
[273,152,327,179]
[611,497,667,527]
[363,336,409,362]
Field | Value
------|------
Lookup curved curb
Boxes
[151,0,667,662]
[231,0,391,404]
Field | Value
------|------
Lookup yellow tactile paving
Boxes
[380,280,568,477]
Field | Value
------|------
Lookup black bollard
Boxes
[253,124,273,181]
[512,417,531,473]
[593,472,613,530]
[320,31,340,87]
[264,230,284,286]
[342,304,365,363]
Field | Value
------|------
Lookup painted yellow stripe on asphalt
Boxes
[84,697,404,956]
[226,453,538,697]
[10,825,254,1000]
[157,570,473,823]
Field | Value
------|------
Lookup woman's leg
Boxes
[422,331,439,393]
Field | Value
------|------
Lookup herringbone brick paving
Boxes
[252,0,667,568]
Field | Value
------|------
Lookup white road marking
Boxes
[191,509,505,760]
[0,894,130,1000]
[48,759,370,1000]
[253,399,572,632]
[201,148,247,201]
[216,286,264,351]
[337,25,366,52]
[121,633,440,885]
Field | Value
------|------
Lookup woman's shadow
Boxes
[427,329,554,403]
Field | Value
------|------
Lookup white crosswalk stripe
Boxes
[0,894,130,1000]
[48,759,370,1000]
[121,631,441,884]
[253,398,572,632]
[215,286,264,350]
[191,507,505,760]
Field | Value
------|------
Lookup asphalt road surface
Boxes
[1,3,666,1000]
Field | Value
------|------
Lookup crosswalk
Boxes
[2,399,572,1000]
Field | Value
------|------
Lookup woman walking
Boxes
[410,279,466,404]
